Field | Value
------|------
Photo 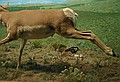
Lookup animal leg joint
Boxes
[104,47,114,56]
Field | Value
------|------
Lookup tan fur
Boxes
[0,3,115,69]
[63,8,78,26]
[17,25,55,39]
[0,14,1,20]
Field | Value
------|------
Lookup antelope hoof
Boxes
[112,50,118,57]
[107,50,118,57]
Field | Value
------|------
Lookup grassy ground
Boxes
[0,0,120,82]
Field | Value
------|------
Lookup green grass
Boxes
[77,11,120,55]
[70,0,120,13]
[1,2,119,56]
[0,0,120,81]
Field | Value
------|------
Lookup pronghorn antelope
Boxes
[0,3,116,69]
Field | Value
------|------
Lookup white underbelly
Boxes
[17,25,55,39]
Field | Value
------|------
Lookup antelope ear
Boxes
[2,2,9,9]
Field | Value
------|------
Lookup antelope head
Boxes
[0,3,9,12]
[0,3,9,24]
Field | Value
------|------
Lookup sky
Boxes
[0,0,68,5]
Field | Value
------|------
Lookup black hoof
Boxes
[112,50,118,57]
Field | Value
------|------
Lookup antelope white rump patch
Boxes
[63,8,78,26]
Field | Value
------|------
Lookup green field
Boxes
[1,0,120,56]
[0,0,120,82]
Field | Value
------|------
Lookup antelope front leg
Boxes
[0,33,14,45]
[17,39,27,69]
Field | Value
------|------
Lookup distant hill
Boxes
[68,0,120,13]
[9,0,120,13]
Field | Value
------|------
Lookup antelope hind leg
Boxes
[64,30,117,57]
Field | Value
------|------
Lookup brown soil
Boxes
[0,44,120,82]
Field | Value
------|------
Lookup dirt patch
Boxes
[0,44,120,82]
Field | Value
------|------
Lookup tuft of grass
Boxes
[60,67,86,82]
[93,60,101,69]
[0,68,23,80]
[0,58,17,68]
[31,40,42,48]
